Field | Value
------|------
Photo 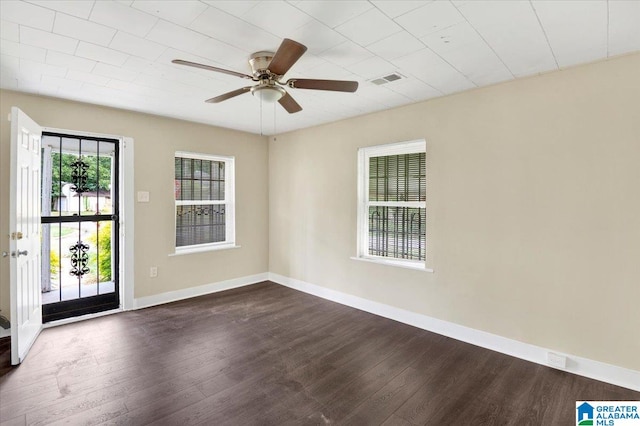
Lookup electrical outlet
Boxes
[547,352,567,369]
[149,266,158,278]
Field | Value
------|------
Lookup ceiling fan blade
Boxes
[205,87,252,103]
[172,59,253,80]
[268,39,307,76]
[287,79,358,93]
[278,91,302,114]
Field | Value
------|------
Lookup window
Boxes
[174,152,235,253]
[356,140,427,270]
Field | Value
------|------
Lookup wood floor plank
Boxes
[0,414,26,426]
[0,376,60,407]
[392,341,494,424]
[21,348,228,425]
[0,352,98,394]
[0,281,637,426]
[0,384,65,423]
[102,386,207,425]
[320,334,439,423]
[445,355,537,425]
[256,383,328,426]
[381,414,415,426]
[46,400,128,426]
[341,365,429,425]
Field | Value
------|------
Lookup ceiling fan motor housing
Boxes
[249,51,275,78]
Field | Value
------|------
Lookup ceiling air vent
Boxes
[369,72,405,86]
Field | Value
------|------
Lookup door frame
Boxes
[40,126,135,320]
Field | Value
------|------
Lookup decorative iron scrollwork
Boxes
[176,206,223,218]
[69,240,90,277]
[195,206,210,216]
[71,157,89,193]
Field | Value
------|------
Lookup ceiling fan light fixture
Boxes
[251,85,286,103]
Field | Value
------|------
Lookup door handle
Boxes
[11,250,28,257]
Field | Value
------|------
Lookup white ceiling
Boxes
[1,0,638,135]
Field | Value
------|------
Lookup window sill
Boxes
[170,244,241,257]
[350,256,434,272]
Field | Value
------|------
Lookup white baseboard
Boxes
[0,328,10,339]
[268,272,640,392]
[133,273,269,310]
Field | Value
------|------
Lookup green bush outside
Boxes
[50,250,60,276]
[89,222,111,281]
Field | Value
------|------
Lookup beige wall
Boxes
[0,91,269,316]
[269,53,640,371]
[1,53,638,372]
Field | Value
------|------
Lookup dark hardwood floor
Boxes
[0,281,637,425]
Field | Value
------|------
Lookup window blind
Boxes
[367,152,426,261]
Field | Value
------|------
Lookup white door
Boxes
[9,107,43,365]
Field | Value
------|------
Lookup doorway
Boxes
[40,132,120,322]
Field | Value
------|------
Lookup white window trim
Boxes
[174,151,235,255]
[356,139,431,271]
[350,256,433,272]
[169,243,241,257]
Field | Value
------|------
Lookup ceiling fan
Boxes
[172,38,359,114]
